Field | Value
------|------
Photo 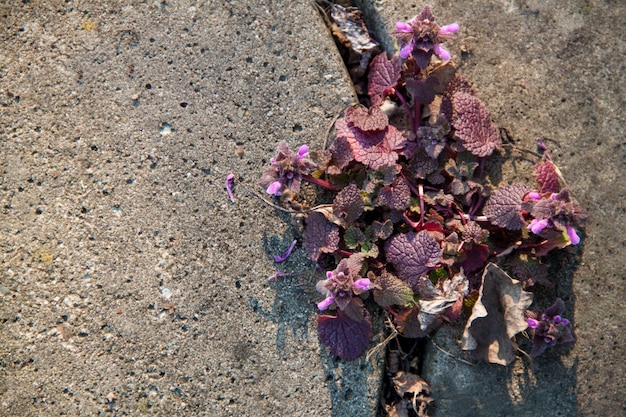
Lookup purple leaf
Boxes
[461,221,489,244]
[345,105,389,131]
[441,74,475,122]
[304,211,340,261]
[534,161,561,193]
[371,220,394,241]
[458,243,490,272]
[329,134,354,171]
[317,310,371,360]
[405,76,438,105]
[333,184,364,224]
[336,118,406,170]
[451,93,502,157]
[409,152,439,179]
[376,176,411,212]
[385,231,442,290]
[483,184,531,230]
[507,257,552,288]
[368,53,401,104]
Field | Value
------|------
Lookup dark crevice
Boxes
[314,2,430,416]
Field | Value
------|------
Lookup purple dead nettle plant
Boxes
[393,5,459,66]
[259,142,316,196]
[526,298,575,357]
[257,5,584,362]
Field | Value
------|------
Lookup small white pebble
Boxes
[161,287,172,299]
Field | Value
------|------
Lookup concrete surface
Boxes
[0,1,624,417]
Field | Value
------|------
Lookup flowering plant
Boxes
[259,5,584,365]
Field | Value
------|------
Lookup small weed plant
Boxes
[259,6,585,364]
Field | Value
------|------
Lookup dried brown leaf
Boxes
[461,263,533,365]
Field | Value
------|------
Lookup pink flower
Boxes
[259,141,317,196]
[439,22,460,35]
[274,240,298,263]
[225,173,235,203]
[317,296,334,311]
[391,6,459,67]
[566,226,581,245]
[528,218,550,234]
[266,181,283,196]
[353,278,371,293]
[433,44,451,61]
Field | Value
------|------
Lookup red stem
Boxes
[302,174,338,191]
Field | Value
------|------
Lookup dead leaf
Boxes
[326,3,379,58]
[392,372,433,417]
[387,399,410,417]
[311,204,347,227]
[461,263,533,365]
[417,271,468,330]
[392,372,430,397]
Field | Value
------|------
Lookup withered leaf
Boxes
[461,263,533,365]
[392,371,431,397]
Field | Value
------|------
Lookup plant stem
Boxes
[395,90,415,129]
[302,174,338,191]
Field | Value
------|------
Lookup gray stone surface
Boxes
[365,0,625,416]
[0,1,382,416]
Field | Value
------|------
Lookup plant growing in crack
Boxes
[257,4,584,373]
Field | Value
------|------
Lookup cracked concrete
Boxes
[1,0,624,416]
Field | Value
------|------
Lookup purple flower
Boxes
[439,22,460,35]
[266,181,283,195]
[259,141,317,196]
[392,6,459,68]
[528,218,550,234]
[432,44,451,61]
[297,144,309,161]
[274,240,297,263]
[315,254,367,311]
[395,21,412,33]
[526,298,575,357]
[317,296,334,311]
[353,278,372,293]
[268,270,290,281]
[225,173,235,203]
[526,318,539,328]
[565,226,580,245]
[523,189,587,246]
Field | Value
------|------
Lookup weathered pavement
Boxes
[1,1,624,416]
[0,1,372,416]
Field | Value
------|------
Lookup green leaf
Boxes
[344,226,366,249]
[429,267,448,284]
[371,220,393,241]
[373,271,415,307]
[360,241,379,258]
